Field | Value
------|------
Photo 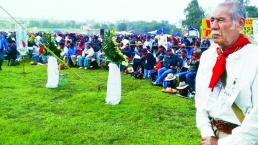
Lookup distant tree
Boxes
[246,6,258,18]
[170,27,182,35]
[28,20,40,28]
[116,22,128,31]
[92,23,114,30]
[182,0,205,30]
[116,20,176,34]
[41,20,49,28]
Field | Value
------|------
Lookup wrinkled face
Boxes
[210,5,244,49]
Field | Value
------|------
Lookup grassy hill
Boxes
[0,60,200,145]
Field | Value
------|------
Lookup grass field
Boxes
[0,60,200,145]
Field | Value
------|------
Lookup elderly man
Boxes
[195,1,258,145]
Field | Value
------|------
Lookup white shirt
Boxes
[121,39,129,49]
[143,40,153,49]
[82,47,94,58]
[156,34,167,49]
[195,43,258,145]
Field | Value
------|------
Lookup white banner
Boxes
[16,25,28,56]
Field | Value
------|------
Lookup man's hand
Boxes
[169,66,177,70]
[200,136,218,145]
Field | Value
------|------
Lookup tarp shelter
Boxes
[188,27,199,38]
[53,30,63,34]
[147,30,157,35]
[116,31,132,35]
[173,32,182,37]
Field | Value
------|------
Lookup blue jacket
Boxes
[0,35,8,51]
[142,53,156,69]
[163,54,179,68]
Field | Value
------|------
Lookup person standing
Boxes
[196,1,258,145]
[0,33,8,70]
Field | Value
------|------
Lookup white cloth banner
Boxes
[253,20,258,43]
[16,25,28,56]
[106,63,121,105]
[46,56,59,88]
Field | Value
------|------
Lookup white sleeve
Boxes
[218,67,258,145]
[86,48,94,58]
[82,49,86,57]
[195,54,215,138]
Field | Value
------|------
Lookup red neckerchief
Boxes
[209,34,250,91]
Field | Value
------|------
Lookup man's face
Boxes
[181,51,186,58]
[167,51,173,56]
[210,5,244,48]
[158,47,164,52]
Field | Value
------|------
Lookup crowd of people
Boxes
[2,1,258,144]
[0,30,211,98]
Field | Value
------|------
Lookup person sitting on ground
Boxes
[200,38,211,52]
[177,49,190,72]
[143,36,153,53]
[76,41,84,62]
[161,73,177,93]
[177,49,200,94]
[176,81,190,97]
[150,55,164,82]
[121,43,133,71]
[181,36,190,48]
[78,42,95,69]
[152,49,179,85]
[132,46,143,74]
[155,45,166,59]
[0,33,8,70]
[66,43,77,67]
[141,48,156,79]
[6,41,19,66]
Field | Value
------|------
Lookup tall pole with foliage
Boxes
[102,30,126,105]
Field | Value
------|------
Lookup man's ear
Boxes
[238,18,245,31]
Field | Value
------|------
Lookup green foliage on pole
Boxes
[42,33,61,58]
[102,29,126,65]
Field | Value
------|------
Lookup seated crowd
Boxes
[0,31,211,98]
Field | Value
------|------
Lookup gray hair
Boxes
[218,0,246,21]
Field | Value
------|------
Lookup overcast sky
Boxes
[0,0,258,24]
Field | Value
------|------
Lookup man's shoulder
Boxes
[241,43,258,56]
[234,43,258,66]
[245,43,258,50]
[200,44,217,59]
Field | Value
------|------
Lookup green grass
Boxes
[0,60,200,145]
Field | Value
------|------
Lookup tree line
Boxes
[0,0,257,33]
